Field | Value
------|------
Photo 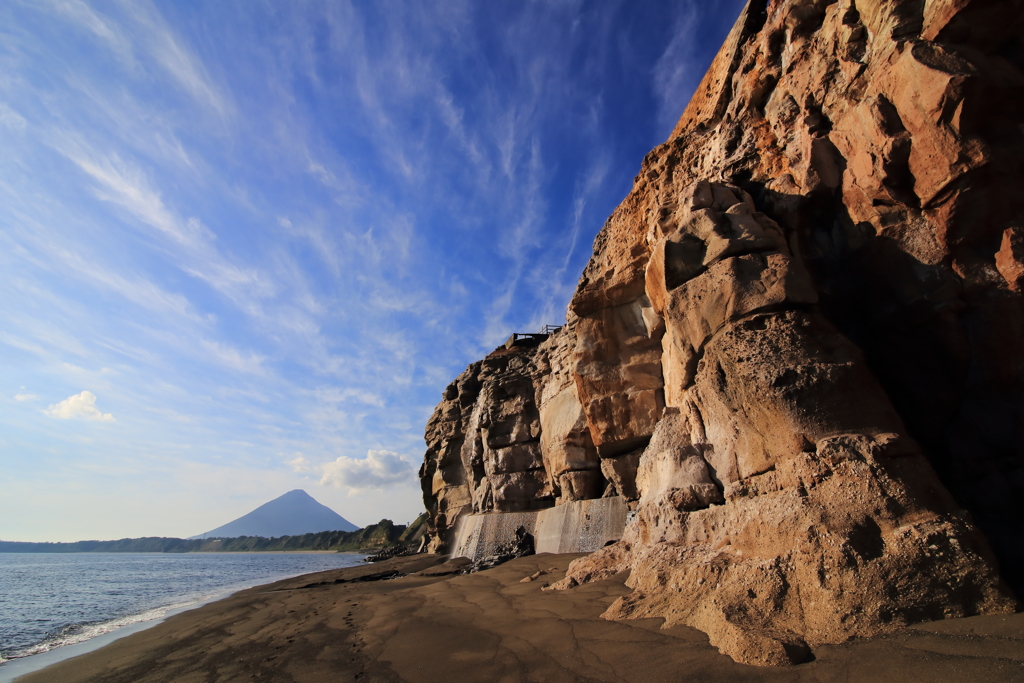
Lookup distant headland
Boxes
[0,515,426,555]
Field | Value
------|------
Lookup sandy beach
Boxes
[12,553,1024,682]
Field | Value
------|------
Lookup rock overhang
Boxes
[419,0,1024,667]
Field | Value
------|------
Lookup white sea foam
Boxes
[0,552,366,669]
[6,597,211,660]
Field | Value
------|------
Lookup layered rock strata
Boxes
[420,325,615,553]
[420,0,1023,666]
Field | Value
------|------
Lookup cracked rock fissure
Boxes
[421,0,1024,667]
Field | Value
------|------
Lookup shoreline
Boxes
[9,553,1024,682]
[0,552,369,682]
[0,592,227,683]
[0,549,363,555]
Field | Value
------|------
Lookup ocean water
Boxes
[0,552,366,665]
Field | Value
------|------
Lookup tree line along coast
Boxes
[0,514,427,556]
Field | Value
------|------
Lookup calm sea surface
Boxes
[0,552,366,664]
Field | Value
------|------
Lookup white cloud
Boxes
[0,0,752,541]
[48,138,274,310]
[55,143,198,247]
[313,387,385,408]
[652,3,701,139]
[199,339,266,375]
[0,102,28,132]
[118,1,231,118]
[15,226,202,322]
[287,454,318,474]
[319,449,418,492]
[45,390,115,422]
[15,391,38,402]
[45,0,135,65]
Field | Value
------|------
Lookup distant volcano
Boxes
[189,489,358,539]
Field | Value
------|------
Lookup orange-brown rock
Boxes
[996,227,1024,291]
[421,327,612,552]
[422,0,1024,666]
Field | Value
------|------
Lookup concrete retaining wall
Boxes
[450,497,627,561]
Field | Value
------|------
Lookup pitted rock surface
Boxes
[421,0,1024,666]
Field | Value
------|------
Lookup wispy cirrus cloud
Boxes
[118,1,230,118]
[0,102,28,131]
[53,139,206,248]
[49,136,274,312]
[44,0,135,65]
[199,340,266,376]
[0,0,745,539]
[650,1,748,139]
[5,220,202,323]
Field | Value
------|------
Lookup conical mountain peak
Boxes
[190,490,357,539]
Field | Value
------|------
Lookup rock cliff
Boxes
[420,0,1024,666]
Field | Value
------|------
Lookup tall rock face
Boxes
[420,326,608,553]
[421,0,1024,666]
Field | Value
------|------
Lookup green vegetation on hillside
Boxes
[0,514,429,554]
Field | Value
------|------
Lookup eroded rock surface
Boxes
[421,328,612,553]
[422,0,1024,666]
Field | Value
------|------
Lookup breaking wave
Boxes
[4,597,207,660]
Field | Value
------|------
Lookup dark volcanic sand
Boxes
[16,554,1024,682]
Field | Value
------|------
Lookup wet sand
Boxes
[16,553,1024,682]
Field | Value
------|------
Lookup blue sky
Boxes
[0,0,744,541]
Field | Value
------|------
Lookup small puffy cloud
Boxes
[320,449,417,492]
[287,454,319,474]
[45,391,115,422]
[15,389,38,402]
